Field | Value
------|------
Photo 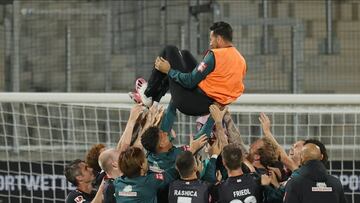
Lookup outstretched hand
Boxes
[144,104,165,127]
[155,57,170,74]
[189,134,208,154]
[208,137,223,156]
[267,166,281,188]
[260,174,272,186]
[259,112,271,135]
[129,104,145,122]
[209,104,228,123]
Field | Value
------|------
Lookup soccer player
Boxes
[141,126,208,173]
[85,144,107,188]
[284,143,346,203]
[132,21,247,139]
[168,151,214,202]
[64,159,104,203]
[211,144,271,203]
[259,113,305,172]
[140,126,208,203]
[114,147,178,203]
[98,149,122,203]
[96,103,162,203]
[168,135,222,202]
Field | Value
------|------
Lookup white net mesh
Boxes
[0,93,359,203]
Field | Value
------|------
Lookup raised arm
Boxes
[133,104,165,149]
[203,138,223,184]
[223,109,248,154]
[209,104,228,146]
[259,113,298,171]
[90,179,106,203]
[116,104,144,152]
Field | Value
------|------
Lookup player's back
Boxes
[114,168,178,203]
[114,176,158,203]
[212,173,263,203]
[168,179,210,203]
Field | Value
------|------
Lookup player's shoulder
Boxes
[65,190,86,203]
[145,171,167,183]
[214,178,227,188]
[172,179,208,185]
[113,176,125,184]
[285,174,304,190]
[203,50,215,58]
[241,172,261,182]
[104,178,115,191]
[326,174,343,188]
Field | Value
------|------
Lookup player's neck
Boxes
[77,182,93,194]
[228,168,244,177]
[220,42,233,48]
[181,173,198,181]
[108,169,122,179]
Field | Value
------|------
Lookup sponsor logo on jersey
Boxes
[149,162,164,173]
[174,189,198,197]
[118,191,137,197]
[197,62,208,73]
[312,182,333,192]
[118,185,137,197]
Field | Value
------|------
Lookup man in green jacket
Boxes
[114,147,178,203]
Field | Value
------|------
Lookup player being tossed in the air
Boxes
[129,21,247,139]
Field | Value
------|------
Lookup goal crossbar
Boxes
[1,93,360,104]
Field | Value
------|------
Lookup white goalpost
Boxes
[0,93,359,202]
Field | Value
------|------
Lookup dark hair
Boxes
[222,143,242,170]
[141,127,160,153]
[118,147,146,178]
[176,151,195,178]
[258,137,278,168]
[209,21,233,42]
[85,143,106,174]
[304,139,329,168]
[64,159,83,186]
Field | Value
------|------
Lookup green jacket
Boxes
[114,168,178,203]
[147,146,186,172]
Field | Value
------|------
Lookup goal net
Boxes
[0,93,359,203]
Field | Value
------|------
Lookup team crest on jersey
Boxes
[124,185,132,192]
[74,196,85,203]
[197,62,208,73]
[155,173,164,181]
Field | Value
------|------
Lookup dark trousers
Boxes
[145,45,213,116]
